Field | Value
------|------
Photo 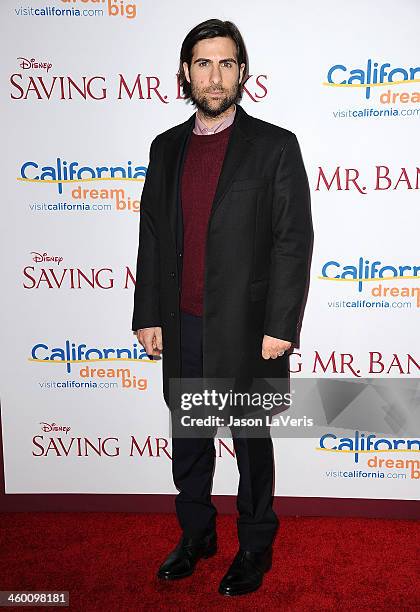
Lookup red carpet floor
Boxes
[1,512,419,611]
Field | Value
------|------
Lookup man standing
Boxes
[132,19,312,596]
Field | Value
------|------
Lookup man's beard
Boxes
[190,82,240,119]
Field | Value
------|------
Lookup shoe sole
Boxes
[218,582,262,596]
[157,544,217,580]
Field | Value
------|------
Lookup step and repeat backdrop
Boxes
[1,0,419,504]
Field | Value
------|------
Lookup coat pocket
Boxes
[249,278,269,301]
[230,178,268,192]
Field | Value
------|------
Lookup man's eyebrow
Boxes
[193,57,238,64]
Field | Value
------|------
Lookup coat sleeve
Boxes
[131,137,161,331]
[263,133,313,344]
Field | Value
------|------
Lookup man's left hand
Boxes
[262,335,292,359]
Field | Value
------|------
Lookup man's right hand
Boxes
[136,327,163,357]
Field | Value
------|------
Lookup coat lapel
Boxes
[209,104,254,221]
[163,113,195,251]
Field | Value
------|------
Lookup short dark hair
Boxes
[178,19,249,101]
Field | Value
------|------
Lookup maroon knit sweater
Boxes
[180,125,233,316]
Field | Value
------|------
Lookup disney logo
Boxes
[40,422,71,434]
[31,252,63,265]
[17,57,52,72]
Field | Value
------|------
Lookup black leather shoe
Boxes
[157,530,217,580]
[218,546,272,596]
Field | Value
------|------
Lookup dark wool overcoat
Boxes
[132,104,313,412]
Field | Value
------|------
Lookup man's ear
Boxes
[183,61,191,84]
[239,63,245,84]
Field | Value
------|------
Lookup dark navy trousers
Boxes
[170,310,279,552]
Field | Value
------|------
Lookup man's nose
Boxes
[209,64,222,85]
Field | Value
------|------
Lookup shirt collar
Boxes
[193,105,236,135]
